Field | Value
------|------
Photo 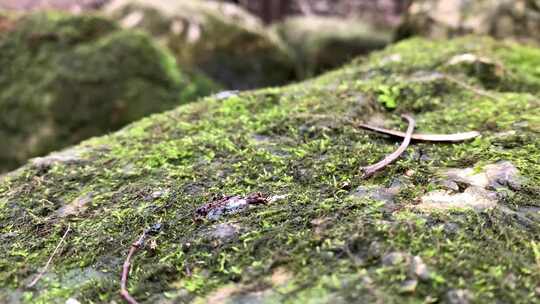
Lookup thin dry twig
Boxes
[120,230,148,304]
[27,224,71,288]
[356,123,480,142]
[361,114,415,178]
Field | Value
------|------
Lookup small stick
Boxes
[361,114,415,178]
[120,231,148,304]
[27,224,71,288]
[356,123,480,142]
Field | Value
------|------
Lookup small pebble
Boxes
[66,298,81,304]
[399,279,418,293]
[410,256,430,281]
[382,251,409,266]
[446,289,472,304]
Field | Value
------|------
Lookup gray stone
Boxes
[439,161,521,191]
[398,0,540,45]
[446,289,472,304]
[210,223,240,241]
[484,161,521,190]
[417,187,497,212]
[409,256,430,281]
[420,161,523,212]
[57,192,93,218]
[367,241,383,259]
[443,223,460,235]
[150,189,167,200]
[31,147,88,170]
[399,279,418,293]
[440,179,459,191]
[352,185,400,204]
[215,90,240,100]
[382,251,410,266]
[65,298,81,304]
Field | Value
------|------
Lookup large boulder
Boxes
[0,36,539,303]
[397,0,540,44]
[0,12,218,173]
[273,16,392,78]
[106,0,296,90]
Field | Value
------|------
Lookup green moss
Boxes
[0,36,539,303]
[0,12,219,173]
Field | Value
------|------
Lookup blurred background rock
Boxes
[0,11,218,172]
[105,0,296,90]
[396,0,540,45]
[0,0,410,85]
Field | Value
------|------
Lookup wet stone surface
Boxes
[445,289,473,304]
[56,192,93,218]
[208,223,241,242]
[214,90,240,101]
[195,193,269,221]
[418,161,524,212]
[30,147,90,171]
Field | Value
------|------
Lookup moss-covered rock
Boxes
[397,0,540,44]
[106,0,296,90]
[0,12,218,173]
[273,16,392,78]
[1,36,540,303]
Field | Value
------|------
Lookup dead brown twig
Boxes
[356,123,480,142]
[120,224,161,304]
[27,224,71,288]
[361,114,415,178]
[120,231,148,304]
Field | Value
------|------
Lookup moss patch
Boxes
[0,12,219,173]
[0,36,539,303]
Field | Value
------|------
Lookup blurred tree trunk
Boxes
[232,0,291,23]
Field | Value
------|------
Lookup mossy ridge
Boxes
[0,36,539,303]
[0,11,219,173]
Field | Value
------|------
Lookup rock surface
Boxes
[272,16,392,78]
[106,0,296,90]
[0,12,218,173]
[0,36,539,303]
[397,0,540,45]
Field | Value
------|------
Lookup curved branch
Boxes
[120,231,147,304]
[356,123,480,142]
[361,114,415,178]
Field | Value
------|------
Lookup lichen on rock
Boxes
[0,36,539,303]
[0,11,218,173]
